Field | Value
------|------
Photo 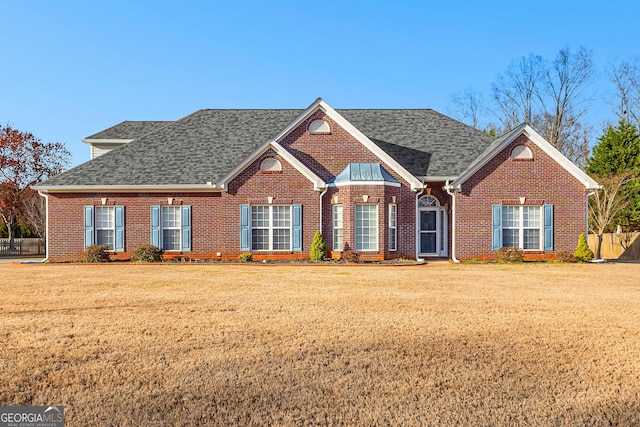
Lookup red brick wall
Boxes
[455,134,587,261]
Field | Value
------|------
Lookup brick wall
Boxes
[455,134,587,261]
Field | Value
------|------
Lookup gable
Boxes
[451,124,599,191]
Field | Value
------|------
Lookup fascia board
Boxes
[82,138,135,145]
[31,184,223,192]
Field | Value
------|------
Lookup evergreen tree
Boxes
[586,119,640,230]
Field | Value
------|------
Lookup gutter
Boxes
[444,181,460,263]
[37,190,49,263]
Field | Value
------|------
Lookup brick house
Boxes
[32,98,599,262]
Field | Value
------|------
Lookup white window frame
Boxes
[251,205,292,251]
[161,206,182,251]
[355,204,378,251]
[502,205,543,250]
[332,204,343,251]
[95,206,115,251]
[389,204,397,251]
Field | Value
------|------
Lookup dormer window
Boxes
[308,119,330,134]
[260,157,282,172]
[511,145,533,160]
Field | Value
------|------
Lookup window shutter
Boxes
[181,205,191,252]
[544,204,554,251]
[114,206,125,252]
[292,204,302,251]
[84,206,94,249]
[240,204,250,251]
[150,205,161,248]
[492,204,502,251]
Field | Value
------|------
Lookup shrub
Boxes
[84,244,111,263]
[341,243,359,263]
[496,246,523,263]
[309,231,327,262]
[238,253,253,262]
[574,233,594,262]
[131,244,164,262]
[556,250,576,263]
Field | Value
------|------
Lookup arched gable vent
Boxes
[511,145,533,160]
[308,119,330,134]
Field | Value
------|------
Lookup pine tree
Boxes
[309,231,327,262]
[586,119,640,230]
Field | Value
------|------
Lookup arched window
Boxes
[260,158,282,172]
[418,195,440,207]
[308,119,330,134]
[511,145,533,160]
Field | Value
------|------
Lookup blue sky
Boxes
[2,1,639,167]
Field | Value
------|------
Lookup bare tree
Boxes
[491,53,546,130]
[607,57,640,127]
[19,189,46,238]
[450,86,486,129]
[588,172,634,259]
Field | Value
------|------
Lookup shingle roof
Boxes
[37,107,494,188]
[85,121,172,140]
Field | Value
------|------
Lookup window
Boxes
[84,205,125,252]
[493,204,553,251]
[251,205,291,251]
[333,205,343,251]
[389,204,397,251]
[150,205,191,251]
[162,206,181,251]
[355,204,378,251]
[95,206,115,250]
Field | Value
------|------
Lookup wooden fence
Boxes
[0,238,46,257]
[588,232,640,260]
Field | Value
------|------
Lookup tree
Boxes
[607,57,640,128]
[0,125,70,249]
[452,46,594,167]
[450,86,487,130]
[588,172,634,259]
[586,119,640,229]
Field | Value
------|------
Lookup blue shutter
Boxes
[544,204,554,251]
[492,204,502,251]
[84,206,94,249]
[114,206,125,252]
[292,204,302,251]
[240,204,250,251]
[181,205,191,252]
[150,205,161,248]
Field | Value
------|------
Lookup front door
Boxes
[419,208,447,256]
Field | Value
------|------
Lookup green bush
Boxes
[309,231,327,262]
[556,250,576,263]
[131,244,164,262]
[574,233,594,262]
[238,253,253,262]
[84,244,111,263]
[496,246,524,263]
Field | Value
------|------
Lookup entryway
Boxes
[418,196,447,257]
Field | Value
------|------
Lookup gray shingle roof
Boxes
[85,121,173,140]
[37,108,494,188]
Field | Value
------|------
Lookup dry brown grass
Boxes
[1,262,640,426]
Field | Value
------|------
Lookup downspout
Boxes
[414,187,425,262]
[444,181,460,263]
[37,190,49,263]
[586,191,595,245]
[318,187,328,237]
